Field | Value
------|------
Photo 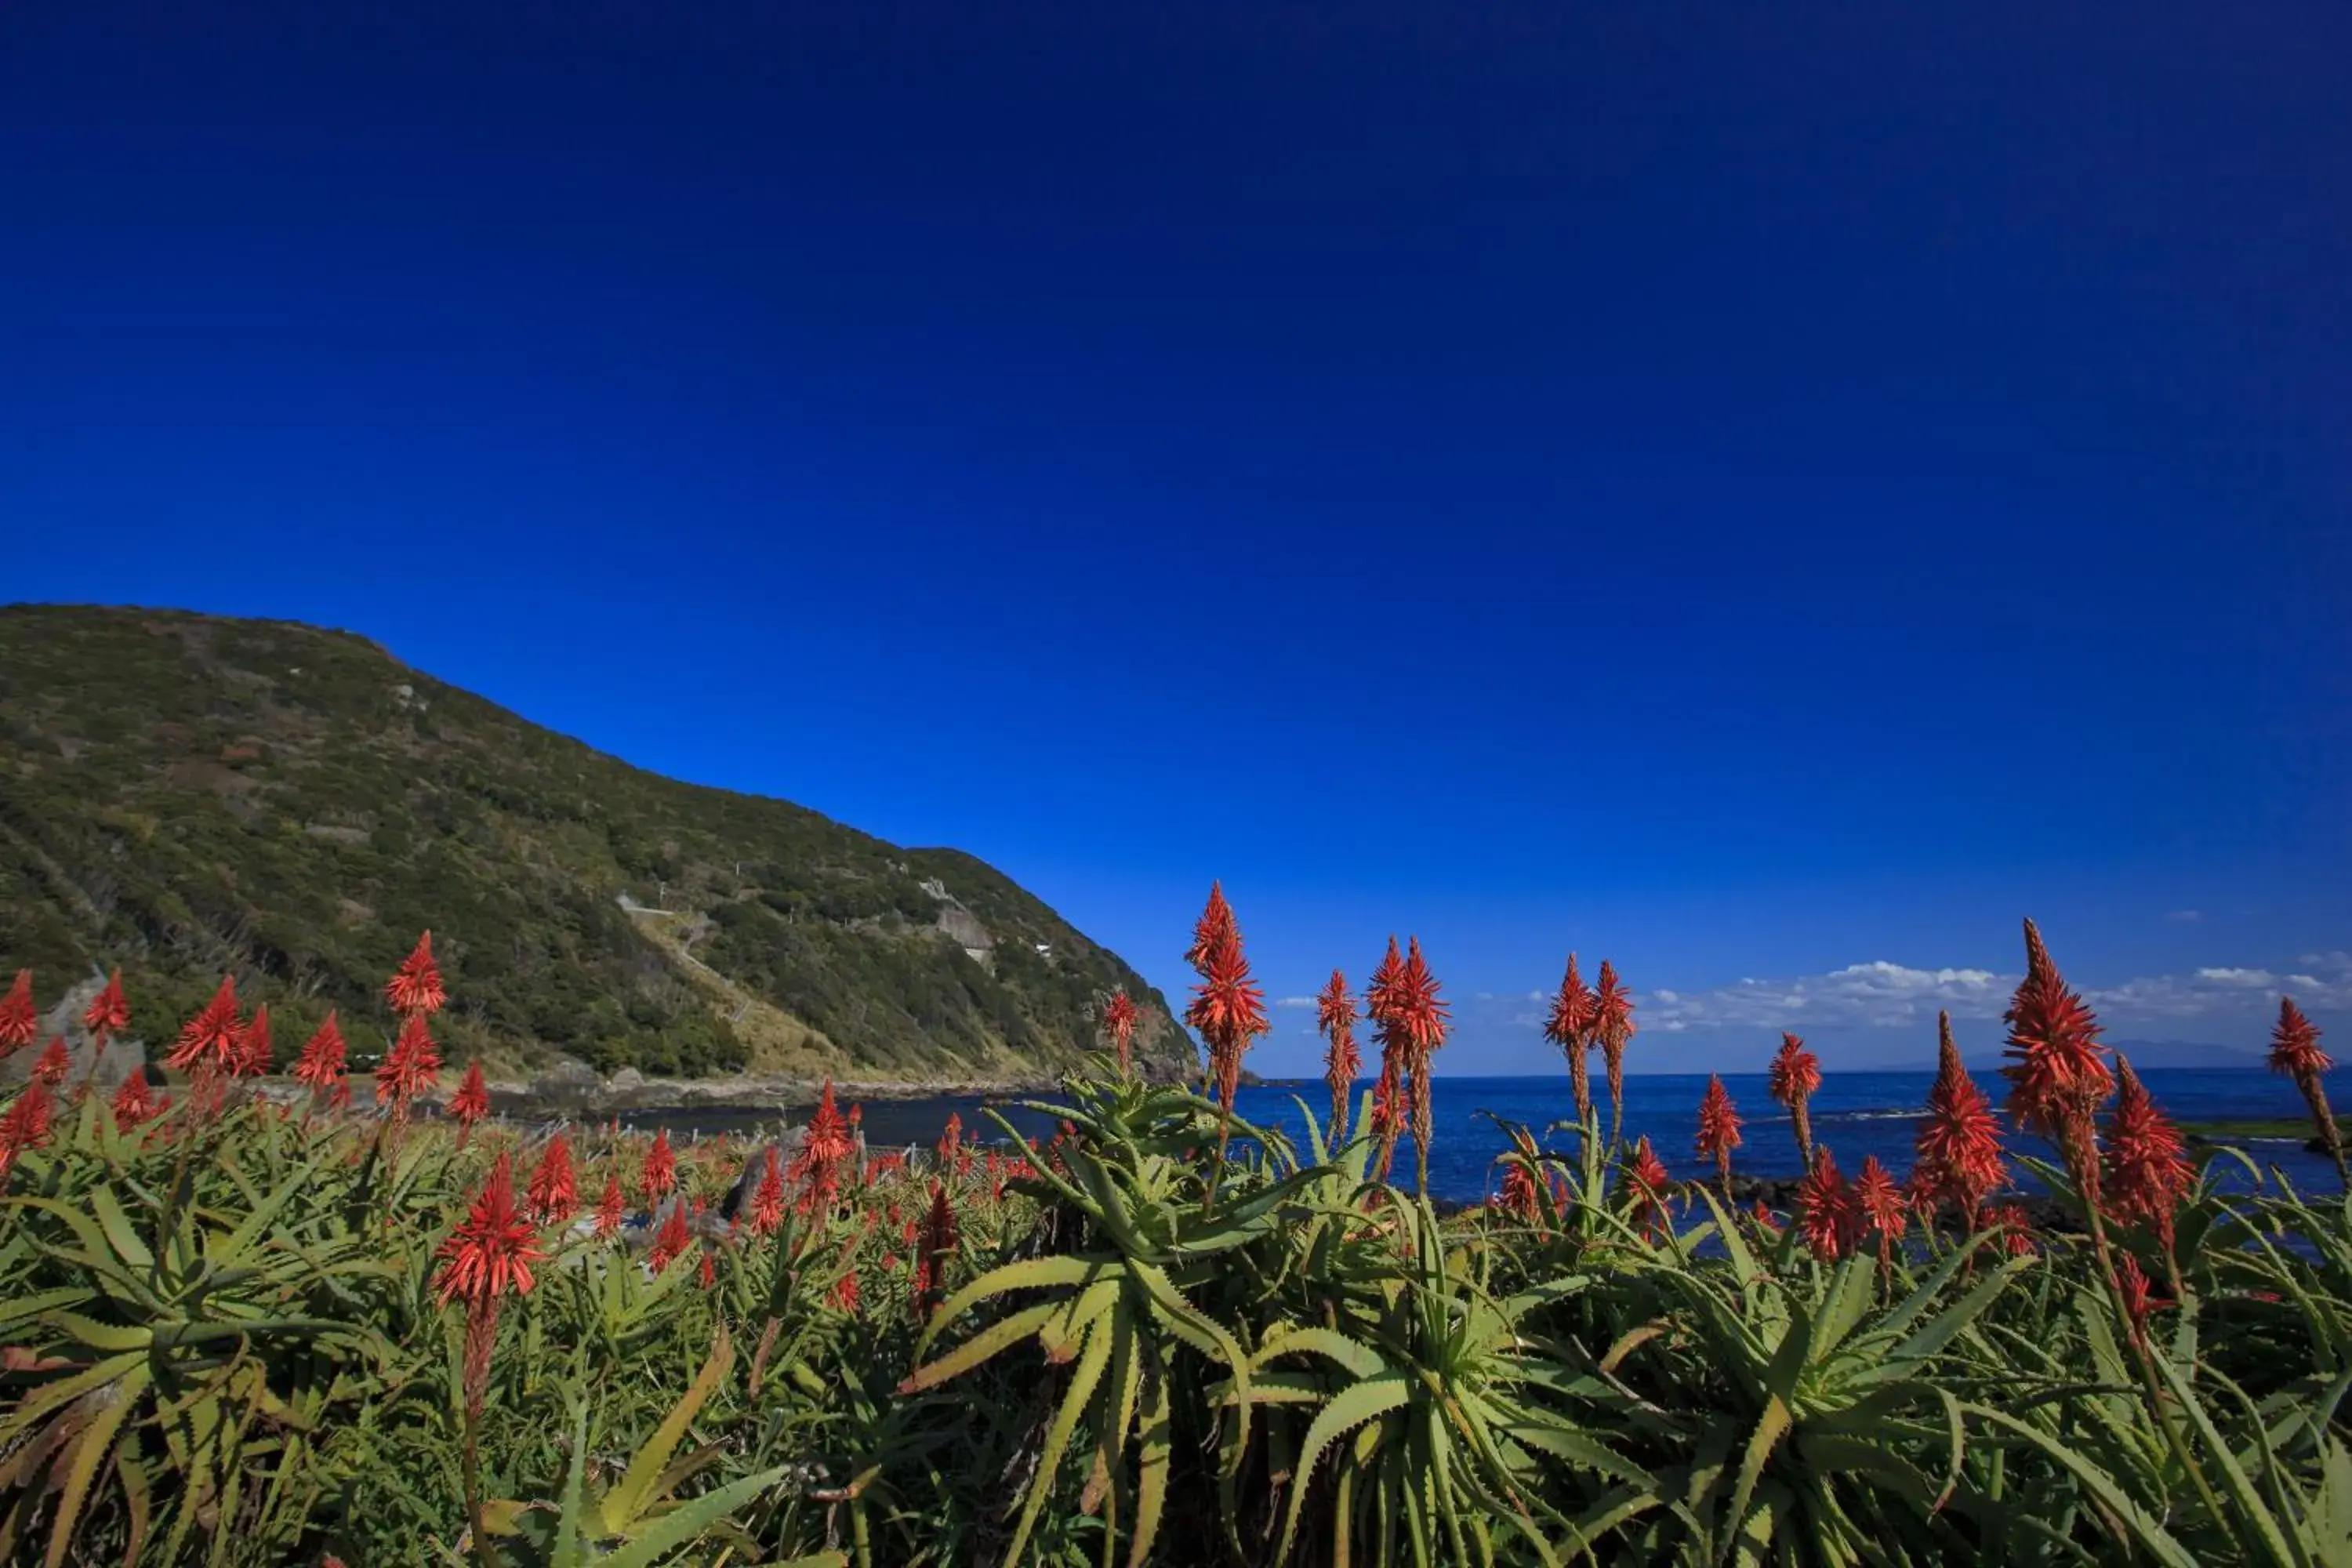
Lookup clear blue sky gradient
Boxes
[5,3,2347,1074]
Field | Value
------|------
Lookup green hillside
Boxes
[0,604,1192,1084]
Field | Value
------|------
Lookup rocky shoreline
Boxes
[482,1061,1075,1120]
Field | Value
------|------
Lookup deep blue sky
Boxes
[5,3,2348,1074]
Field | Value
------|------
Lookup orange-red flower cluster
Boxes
[0,971,35,1057]
[0,1081,56,1185]
[435,1153,545,1308]
[2270,997,2343,1177]
[1364,938,1408,1175]
[1619,1135,1671,1240]
[528,1134,578,1225]
[2114,1252,2172,1346]
[375,1013,441,1117]
[648,1201,692,1271]
[294,1013,348,1101]
[2270,996,2332,1080]
[168,977,246,1078]
[32,1038,69,1087]
[748,1147,786,1236]
[1769,1032,1822,1170]
[1380,938,1450,1192]
[913,1179,958,1311]
[1316,969,1359,1139]
[641,1127,678,1201]
[1592,960,1635,1136]
[448,1062,492,1142]
[1183,886,1269,1120]
[595,1172,627,1238]
[1543,954,1598,1128]
[1853,1155,1907,1265]
[1797,1148,1863,1263]
[238,1004,273,1077]
[2103,1058,2190,1249]
[1984,1202,2036,1258]
[386,931,446,1018]
[790,1082,858,1214]
[1101,990,1139,1076]
[111,1066,162,1127]
[82,971,129,1042]
[2001,919,2111,1163]
[1913,1011,2006,1224]
[1695,1075,1741,1192]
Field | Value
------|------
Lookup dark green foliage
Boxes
[0,604,1189,1080]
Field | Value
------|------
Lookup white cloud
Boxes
[1609,950,2352,1036]
[1275,996,1317,1010]
[2169,909,2204,923]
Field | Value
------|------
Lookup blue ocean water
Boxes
[633,1069,2338,1206]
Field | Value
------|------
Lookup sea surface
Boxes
[619,1069,2338,1207]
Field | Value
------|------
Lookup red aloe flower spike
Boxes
[648,1200,692,1271]
[432,1152,546,1420]
[1182,891,1269,1133]
[2002,918,2112,1201]
[1499,1156,1544,1224]
[1981,1203,2036,1258]
[1592,960,1636,1145]
[937,1111,963,1168]
[82,970,129,1042]
[914,1179,958,1317]
[32,1038,69,1087]
[386,931,446,1017]
[1184,880,1237,971]
[641,1127,678,1201]
[1796,1147,1862,1263]
[167,976,245,1078]
[595,1172,627,1239]
[699,1246,718,1290]
[293,1012,348,1099]
[1853,1155,1907,1272]
[1695,1075,1743,1202]
[1385,938,1450,1197]
[237,1004,273,1078]
[749,1147,786,1236]
[1316,969,1360,1143]
[831,1256,861,1315]
[374,1011,441,1120]
[1543,953,1598,1129]
[528,1134,578,1225]
[1101,990,1140,1076]
[111,1066,157,1127]
[435,1152,545,1307]
[0,1081,57,1188]
[790,1083,857,1214]
[0,971,35,1056]
[448,1062,492,1145]
[2270,996,2345,1181]
[2103,1056,2192,1251]
[1364,937,1408,1181]
[2113,1252,2172,1348]
[1619,1134,1671,1241]
[1768,1031,1822,1171]
[1914,1010,2006,1228]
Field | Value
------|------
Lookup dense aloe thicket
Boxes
[2,1058,2350,1564]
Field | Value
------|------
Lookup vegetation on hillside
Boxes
[0,604,1187,1082]
[0,904,2347,1565]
